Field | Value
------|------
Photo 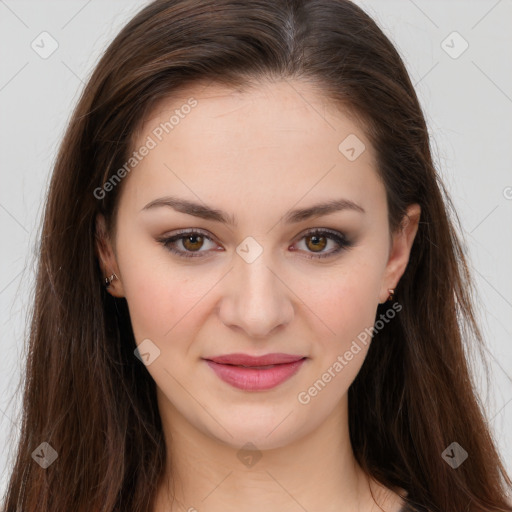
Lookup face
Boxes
[96,79,420,450]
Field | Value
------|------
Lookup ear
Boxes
[95,214,125,297]
[378,203,421,303]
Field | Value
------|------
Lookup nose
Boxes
[217,252,294,339]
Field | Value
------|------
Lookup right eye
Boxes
[158,229,221,258]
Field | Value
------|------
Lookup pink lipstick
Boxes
[203,353,306,391]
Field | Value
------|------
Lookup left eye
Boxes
[293,228,353,259]
[158,228,352,259]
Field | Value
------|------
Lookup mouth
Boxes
[203,353,307,391]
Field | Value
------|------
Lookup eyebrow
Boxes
[140,195,365,226]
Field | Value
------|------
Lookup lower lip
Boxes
[205,359,306,391]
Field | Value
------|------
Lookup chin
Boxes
[198,410,308,452]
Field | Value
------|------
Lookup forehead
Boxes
[137,78,369,143]
[122,79,384,222]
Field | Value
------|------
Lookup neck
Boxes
[153,391,405,512]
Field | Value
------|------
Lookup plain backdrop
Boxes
[0,0,511,499]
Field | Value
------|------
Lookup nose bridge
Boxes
[239,250,278,301]
[220,241,293,337]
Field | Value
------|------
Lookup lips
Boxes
[205,353,305,366]
[203,353,307,391]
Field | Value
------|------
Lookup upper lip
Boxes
[204,353,306,366]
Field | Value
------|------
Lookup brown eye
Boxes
[160,228,353,260]
[294,229,353,260]
[182,234,205,252]
[304,233,328,253]
[159,229,218,258]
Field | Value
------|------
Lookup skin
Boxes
[96,78,420,512]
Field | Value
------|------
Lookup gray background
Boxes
[1,0,511,497]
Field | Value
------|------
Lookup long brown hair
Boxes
[2,1,511,511]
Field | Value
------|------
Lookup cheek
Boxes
[117,240,220,348]
[307,258,383,348]
[294,260,382,410]
[114,233,180,340]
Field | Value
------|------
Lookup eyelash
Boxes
[158,228,353,260]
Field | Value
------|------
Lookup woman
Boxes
[2,1,511,511]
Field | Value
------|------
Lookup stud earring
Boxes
[104,273,118,288]
[387,288,395,302]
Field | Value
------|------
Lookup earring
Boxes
[387,288,395,302]
[104,273,118,288]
